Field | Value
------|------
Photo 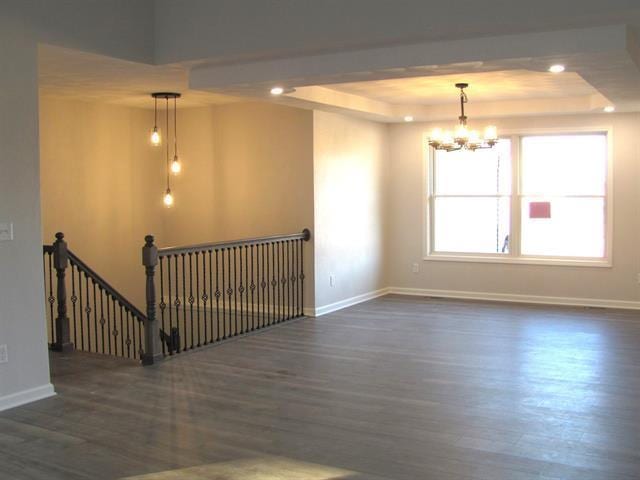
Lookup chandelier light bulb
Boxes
[270,86,284,95]
[442,130,455,147]
[150,127,161,146]
[163,189,174,207]
[468,130,481,146]
[171,155,181,175]
[430,128,443,143]
[454,124,469,141]
[484,125,498,141]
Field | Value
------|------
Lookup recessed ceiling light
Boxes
[604,105,615,113]
[403,115,414,122]
[548,64,565,73]
[270,86,285,95]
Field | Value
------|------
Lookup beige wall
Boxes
[40,99,316,309]
[313,111,388,310]
[388,113,640,304]
[39,97,163,308]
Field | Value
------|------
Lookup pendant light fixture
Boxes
[428,83,498,152]
[151,92,181,207]
[150,95,161,146]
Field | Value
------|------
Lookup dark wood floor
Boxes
[2,295,640,479]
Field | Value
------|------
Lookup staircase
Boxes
[43,229,311,364]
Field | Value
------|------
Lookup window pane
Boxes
[434,139,511,195]
[521,197,605,257]
[434,197,510,254]
[521,134,607,196]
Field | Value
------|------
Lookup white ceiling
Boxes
[324,70,597,105]
[38,46,239,108]
[38,23,640,123]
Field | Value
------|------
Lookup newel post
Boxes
[141,235,162,365]
[52,232,73,352]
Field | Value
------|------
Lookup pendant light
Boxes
[151,93,181,207]
[150,96,161,146]
[427,83,498,152]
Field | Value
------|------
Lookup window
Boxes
[427,131,610,265]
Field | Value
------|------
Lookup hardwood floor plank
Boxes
[2,295,640,479]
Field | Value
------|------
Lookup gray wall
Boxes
[388,113,640,305]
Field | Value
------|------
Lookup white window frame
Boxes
[423,126,614,267]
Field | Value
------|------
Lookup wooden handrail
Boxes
[158,228,311,257]
[67,249,148,321]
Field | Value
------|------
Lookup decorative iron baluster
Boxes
[215,249,221,341]
[250,244,256,332]
[159,256,166,356]
[188,252,194,349]
[238,245,244,334]
[47,252,55,345]
[70,262,77,347]
[223,248,229,339]
[199,251,206,346]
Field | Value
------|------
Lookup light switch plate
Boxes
[0,223,13,241]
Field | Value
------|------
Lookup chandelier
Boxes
[428,83,498,152]
[150,92,182,207]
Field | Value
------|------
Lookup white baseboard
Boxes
[309,288,391,317]
[388,287,640,310]
[0,383,56,412]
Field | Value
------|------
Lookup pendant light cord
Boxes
[166,97,170,190]
[174,97,178,158]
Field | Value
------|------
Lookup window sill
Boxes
[423,253,612,268]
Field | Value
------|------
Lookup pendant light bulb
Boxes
[171,155,181,175]
[163,188,174,208]
[151,126,161,146]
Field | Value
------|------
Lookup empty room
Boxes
[2,1,640,479]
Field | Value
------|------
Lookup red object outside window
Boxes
[529,201,551,219]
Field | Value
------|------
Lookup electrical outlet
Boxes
[0,223,13,241]
[412,263,420,273]
[329,274,335,287]
[0,344,8,364]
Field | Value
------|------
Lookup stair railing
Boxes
[43,233,148,361]
[147,229,311,358]
[43,229,311,365]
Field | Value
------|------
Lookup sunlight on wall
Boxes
[121,455,357,479]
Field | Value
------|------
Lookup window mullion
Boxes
[510,135,521,258]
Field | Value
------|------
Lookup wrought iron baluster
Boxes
[181,253,188,350]
[119,303,124,357]
[138,315,144,359]
[250,244,255,331]
[223,248,229,339]
[287,240,292,320]
[126,309,132,358]
[106,291,112,355]
[173,255,180,352]
[275,242,282,323]
[47,252,55,345]
[159,256,166,356]
[208,250,214,343]
[77,263,85,350]
[92,281,99,353]
[99,287,106,354]
[70,263,77,346]
[199,251,206,346]
[261,243,266,328]
[215,249,221,341]
[238,245,244,334]
[111,296,118,356]
[301,236,306,315]
[188,252,195,349]
[233,246,238,336]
